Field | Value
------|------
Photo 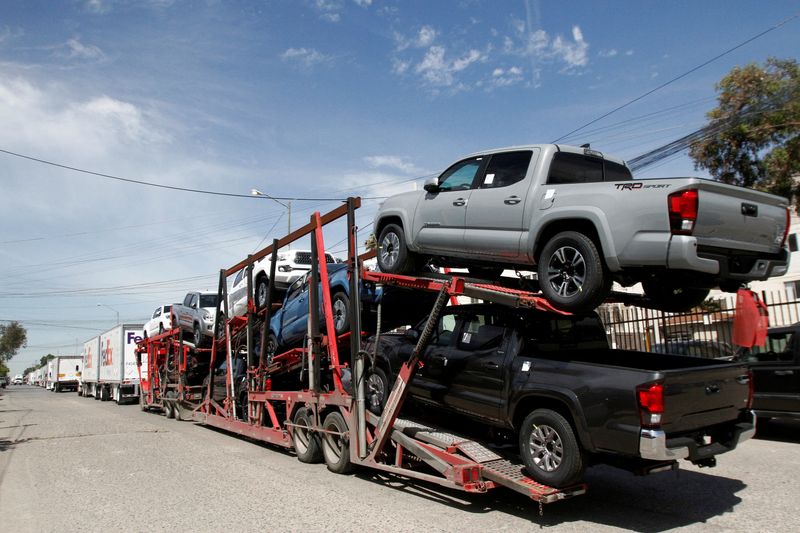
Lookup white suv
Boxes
[143,305,173,338]
[228,250,338,315]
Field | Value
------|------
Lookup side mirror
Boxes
[423,176,440,193]
[404,329,420,342]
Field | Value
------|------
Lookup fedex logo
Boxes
[127,331,143,344]
[102,338,113,365]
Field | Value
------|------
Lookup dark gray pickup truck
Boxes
[365,303,755,487]
[739,324,800,420]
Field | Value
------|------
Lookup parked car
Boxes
[143,305,173,338]
[652,340,735,360]
[365,303,755,487]
[172,291,219,346]
[12,374,23,385]
[228,250,338,316]
[266,264,435,357]
[374,144,790,313]
[737,323,800,420]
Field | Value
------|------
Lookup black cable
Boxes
[551,11,800,143]
[0,147,388,201]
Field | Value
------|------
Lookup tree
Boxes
[689,58,800,207]
[0,321,27,363]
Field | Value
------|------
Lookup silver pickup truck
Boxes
[374,144,790,312]
[172,291,219,345]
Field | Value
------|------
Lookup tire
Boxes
[365,367,389,415]
[641,278,710,313]
[256,276,270,310]
[139,391,147,412]
[292,408,323,463]
[53,383,59,393]
[468,266,504,279]
[537,231,609,313]
[165,400,175,419]
[377,224,415,274]
[519,409,584,488]
[193,323,203,347]
[216,314,226,340]
[266,333,279,360]
[331,291,350,337]
[321,411,353,474]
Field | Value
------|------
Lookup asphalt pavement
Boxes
[1,385,798,532]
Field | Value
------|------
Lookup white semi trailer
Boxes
[97,324,144,403]
[79,336,101,397]
[46,356,83,392]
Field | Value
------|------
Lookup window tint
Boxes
[432,313,458,347]
[437,158,484,192]
[547,152,633,184]
[234,270,244,285]
[458,314,505,350]
[153,308,161,319]
[481,151,532,189]
[183,294,193,306]
[164,305,171,312]
[519,314,608,353]
[605,160,633,181]
[199,294,219,308]
[547,152,603,184]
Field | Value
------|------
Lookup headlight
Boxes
[203,310,212,320]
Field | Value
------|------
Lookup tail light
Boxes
[637,382,664,428]
[782,207,791,247]
[668,189,698,235]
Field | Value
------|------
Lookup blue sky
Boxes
[2,0,798,375]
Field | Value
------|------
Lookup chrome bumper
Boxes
[639,411,756,461]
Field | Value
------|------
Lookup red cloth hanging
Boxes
[732,289,769,348]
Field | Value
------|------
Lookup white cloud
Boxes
[60,37,106,61]
[321,12,341,22]
[415,46,484,87]
[391,58,410,75]
[395,25,438,51]
[314,0,344,22]
[363,155,423,175]
[0,26,24,44]
[598,48,618,58]
[506,23,590,72]
[485,66,524,89]
[281,47,331,68]
[625,49,634,56]
[550,26,588,69]
[353,0,372,6]
[85,0,109,14]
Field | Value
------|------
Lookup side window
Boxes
[432,313,458,347]
[437,158,484,192]
[190,294,198,308]
[480,151,532,189]
[458,314,505,351]
[153,308,161,319]
[183,294,193,306]
[233,270,244,286]
[547,152,603,184]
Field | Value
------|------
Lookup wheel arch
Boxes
[510,392,595,453]
[374,215,404,243]
[532,214,619,271]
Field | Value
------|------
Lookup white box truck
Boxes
[97,324,144,403]
[46,356,82,392]
[79,336,101,398]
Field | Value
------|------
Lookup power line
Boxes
[0,147,387,201]
[551,11,800,143]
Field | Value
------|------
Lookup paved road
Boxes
[1,385,798,532]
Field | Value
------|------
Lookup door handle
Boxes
[430,354,448,366]
[484,361,499,369]
[452,198,466,207]
[504,196,521,205]
[774,370,795,376]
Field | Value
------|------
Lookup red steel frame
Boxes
[136,196,585,510]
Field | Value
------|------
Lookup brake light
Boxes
[782,208,791,247]
[637,382,664,428]
[668,189,698,235]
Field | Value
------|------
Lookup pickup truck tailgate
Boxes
[691,180,788,254]
[661,363,750,434]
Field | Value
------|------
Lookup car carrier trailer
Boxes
[135,198,585,512]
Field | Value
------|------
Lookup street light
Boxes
[251,188,292,249]
[97,303,120,325]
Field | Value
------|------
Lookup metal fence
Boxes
[596,289,800,358]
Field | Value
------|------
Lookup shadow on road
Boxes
[754,418,800,444]
[357,465,745,530]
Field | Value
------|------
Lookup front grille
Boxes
[294,252,312,265]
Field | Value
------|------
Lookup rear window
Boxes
[547,152,632,184]
[164,305,171,312]
[519,314,609,353]
[199,294,219,308]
